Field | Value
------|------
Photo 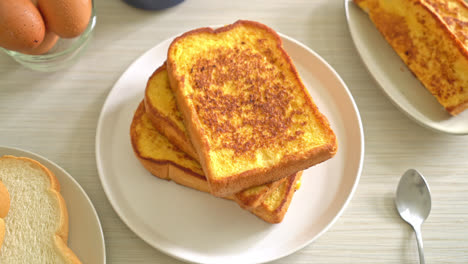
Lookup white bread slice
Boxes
[0,180,9,249]
[0,155,81,263]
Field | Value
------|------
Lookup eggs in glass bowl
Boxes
[0,0,95,72]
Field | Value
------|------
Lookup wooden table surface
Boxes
[1,0,467,263]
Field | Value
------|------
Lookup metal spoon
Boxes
[395,169,432,264]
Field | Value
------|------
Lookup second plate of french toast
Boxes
[346,0,468,134]
[96,21,364,264]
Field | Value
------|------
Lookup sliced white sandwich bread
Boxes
[0,155,82,263]
[0,180,9,249]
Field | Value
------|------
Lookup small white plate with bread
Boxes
[0,146,105,263]
[96,25,364,264]
[345,0,468,135]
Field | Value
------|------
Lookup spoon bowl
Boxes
[395,169,432,264]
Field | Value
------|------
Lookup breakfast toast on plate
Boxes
[144,64,289,209]
[354,0,468,115]
[130,102,301,223]
[167,20,337,196]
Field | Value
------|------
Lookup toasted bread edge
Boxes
[0,180,9,249]
[233,177,286,210]
[251,171,302,223]
[144,64,200,161]
[130,102,207,184]
[206,143,335,197]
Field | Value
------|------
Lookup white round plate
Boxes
[345,0,468,135]
[96,32,364,264]
[0,146,106,263]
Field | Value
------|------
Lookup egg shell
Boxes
[23,30,59,55]
[38,0,92,39]
[0,0,45,52]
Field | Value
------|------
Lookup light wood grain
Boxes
[1,0,468,263]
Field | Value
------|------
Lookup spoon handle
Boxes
[413,224,425,264]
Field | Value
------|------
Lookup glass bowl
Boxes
[0,8,96,72]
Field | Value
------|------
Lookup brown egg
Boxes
[0,0,46,52]
[38,0,92,38]
[23,30,59,55]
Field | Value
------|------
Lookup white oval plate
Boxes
[0,146,106,264]
[96,32,364,264]
[345,0,468,135]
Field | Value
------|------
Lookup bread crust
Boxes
[0,219,4,250]
[251,171,302,223]
[206,143,335,197]
[130,102,207,185]
[0,181,9,249]
[0,155,81,263]
[144,64,199,161]
[0,181,9,219]
[167,20,337,197]
[233,177,285,210]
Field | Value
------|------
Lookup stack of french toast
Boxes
[130,20,338,223]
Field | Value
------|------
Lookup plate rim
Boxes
[0,145,106,264]
[95,31,364,264]
[344,0,468,135]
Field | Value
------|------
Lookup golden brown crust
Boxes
[130,102,206,182]
[207,142,335,196]
[0,181,9,249]
[167,20,337,197]
[0,219,4,250]
[233,178,285,210]
[144,64,199,161]
[251,171,302,223]
[448,100,468,115]
[0,155,81,263]
[0,181,9,220]
[167,60,211,180]
[135,153,211,193]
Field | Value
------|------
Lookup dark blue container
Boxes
[123,0,184,10]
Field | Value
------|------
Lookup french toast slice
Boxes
[354,0,468,115]
[167,20,337,197]
[130,102,301,223]
[144,64,285,208]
